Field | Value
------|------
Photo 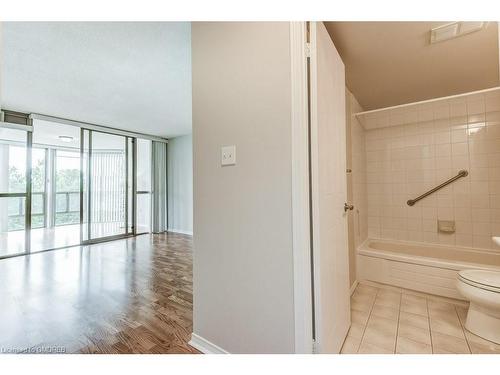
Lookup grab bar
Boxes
[407,169,468,206]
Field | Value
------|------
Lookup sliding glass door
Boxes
[1,113,160,259]
[0,125,31,258]
[82,129,134,243]
[30,120,81,253]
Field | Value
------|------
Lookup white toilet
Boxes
[457,269,500,344]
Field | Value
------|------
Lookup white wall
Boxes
[167,134,193,234]
[191,22,295,353]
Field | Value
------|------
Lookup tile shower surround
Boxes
[363,92,500,251]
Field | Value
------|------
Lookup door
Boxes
[309,22,350,353]
[82,129,132,242]
[29,119,82,252]
[0,124,31,258]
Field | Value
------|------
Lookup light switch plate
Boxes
[221,145,236,166]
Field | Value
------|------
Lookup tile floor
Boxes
[341,281,500,354]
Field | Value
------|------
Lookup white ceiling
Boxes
[32,119,127,151]
[1,22,192,138]
[325,22,500,110]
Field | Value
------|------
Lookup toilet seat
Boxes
[458,270,500,294]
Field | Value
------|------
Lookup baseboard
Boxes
[167,228,193,236]
[350,280,358,295]
[188,333,229,354]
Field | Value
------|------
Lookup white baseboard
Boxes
[167,228,193,236]
[350,280,359,295]
[188,333,229,354]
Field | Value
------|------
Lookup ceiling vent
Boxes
[430,22,487,44]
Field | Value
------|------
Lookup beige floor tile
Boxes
[464,330,500,354]
[363,316,398,351]
[377,288,402,298]
[425,294,468,308]
[347,322,365,340]
[353,283,378,294]
[455,305,468,324]
[356,283,379,296]
[428,308,460,322]
[402,293,427,304]
[469,342,500,354]
[367,314,398,332]
[351,294,375,312]
[375,291,400,300]
[352,289,377,301]
[345,283,479,355]
[358,340,394,354]
[400,299,428,317]
[432,348,459,354]
[371,304,399,320]
[362,327,397,351]
[399,311,429,330]
[430,317,465,339]
[352,291,378,301]
[341,336,361,354]
[374,293,401,309]
[396,336,432,354]
[428,300,457,314]
[431,331,470,354]
[398,323,431,345]
[351,309,370,326]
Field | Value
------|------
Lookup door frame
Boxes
[80,127,137,245]
[289,21,314,354]
[290,21,350,354]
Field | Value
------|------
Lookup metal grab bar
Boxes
[407,169,468,206]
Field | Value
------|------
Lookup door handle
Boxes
[344,203,354,212]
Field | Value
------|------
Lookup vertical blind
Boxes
[91,152,126,224]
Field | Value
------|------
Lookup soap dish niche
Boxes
[438,220,455,234]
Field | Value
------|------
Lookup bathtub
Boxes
[357,239,500,300]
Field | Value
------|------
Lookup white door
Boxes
[309,22,350,353]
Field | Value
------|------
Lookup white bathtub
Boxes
[357,239,500,300]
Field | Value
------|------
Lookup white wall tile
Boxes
[450,98,467,117]
[456,234,473,247]
[491,209,500,223]
[456,220,472,234]
[364,93,500,250]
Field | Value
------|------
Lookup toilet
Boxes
[457,269,500,344]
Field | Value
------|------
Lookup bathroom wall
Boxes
[362,90,500,251]
[346,89,368,286]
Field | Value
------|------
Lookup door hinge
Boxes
[305,42,311,58]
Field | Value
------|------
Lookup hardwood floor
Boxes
[0,232,199,354]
